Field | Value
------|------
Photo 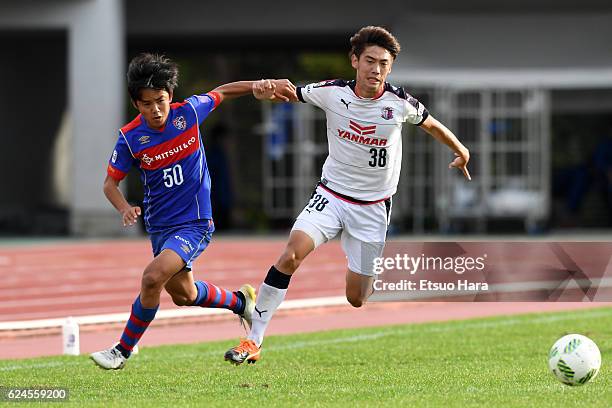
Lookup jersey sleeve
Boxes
[186,91,223,125]
[107,133,135,181]
[296,80,338,109]
[403,93,429,126]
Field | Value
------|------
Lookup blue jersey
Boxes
[107,92,222,232]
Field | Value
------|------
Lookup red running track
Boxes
[0,237,347,322]
[1,238,611,360]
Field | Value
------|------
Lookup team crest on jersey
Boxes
[172,115,187,130]
[381,107,394,120]
[138,135,151,144]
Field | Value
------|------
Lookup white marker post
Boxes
[62,316,80,355]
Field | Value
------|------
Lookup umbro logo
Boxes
[340,98,351,109]
[254,306,268,318]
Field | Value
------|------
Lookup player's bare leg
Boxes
[164,268,197,306]
[140,249,188,307]
[225,230,315,365]
[90,250,184,369]
[345,269,375,308]
[275,230,316,274]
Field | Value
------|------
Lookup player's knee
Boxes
[141,268,165,293]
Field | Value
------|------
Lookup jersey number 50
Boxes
[163,164,184,188]
[369,148,387,168]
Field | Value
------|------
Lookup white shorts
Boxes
[292,184,392,276]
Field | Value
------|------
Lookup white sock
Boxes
[247,282,287,347]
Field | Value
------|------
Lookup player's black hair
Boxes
[127,53,179,101]
[349,26,401,60]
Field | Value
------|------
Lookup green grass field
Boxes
[1,307,611,407]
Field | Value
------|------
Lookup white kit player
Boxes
[225,26,471,365]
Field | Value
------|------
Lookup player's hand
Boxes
[120,206,141,227]
[273,79,298,102]
[253,79,277,100]
[449,149,471,181]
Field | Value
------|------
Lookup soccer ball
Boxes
[548,334,601,386]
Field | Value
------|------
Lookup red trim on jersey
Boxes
[207,91,223,109]
[349,120,376,135]
[135,125,200,170]
[318,183,388,205]
[354,84,385,100]
[107,164,127,181]
[120,115,143,134]
[373,87,385,100]
[349,120,376,131]
[171,101,189,109]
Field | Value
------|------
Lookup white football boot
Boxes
[90,346,127,370]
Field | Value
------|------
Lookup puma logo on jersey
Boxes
[340,98,351,109]
[254,306,268,317]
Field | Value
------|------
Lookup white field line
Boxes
[0,296,348,331]
[1,307,610,372]
[2,276,611,331]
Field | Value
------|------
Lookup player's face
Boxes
[133,88,172,130]
[351,45,394,97]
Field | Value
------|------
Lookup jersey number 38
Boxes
[369,148,387,167]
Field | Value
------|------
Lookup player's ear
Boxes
[351,54,359,70]
[168,91,173,102]
[130,99,139,110]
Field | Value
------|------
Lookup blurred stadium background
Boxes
[1,0,612,365]
[1,0,612,237]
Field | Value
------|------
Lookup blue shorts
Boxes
[149,219,214,270]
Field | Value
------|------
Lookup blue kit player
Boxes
[90,53,295,369]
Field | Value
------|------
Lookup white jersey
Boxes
[297,79,428,201]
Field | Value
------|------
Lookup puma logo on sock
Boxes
[254,306,268,318]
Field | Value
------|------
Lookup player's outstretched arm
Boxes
[272,79,298,102]
[419,115,471,181]
[103,175,142,227]
[212,79,296,102]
